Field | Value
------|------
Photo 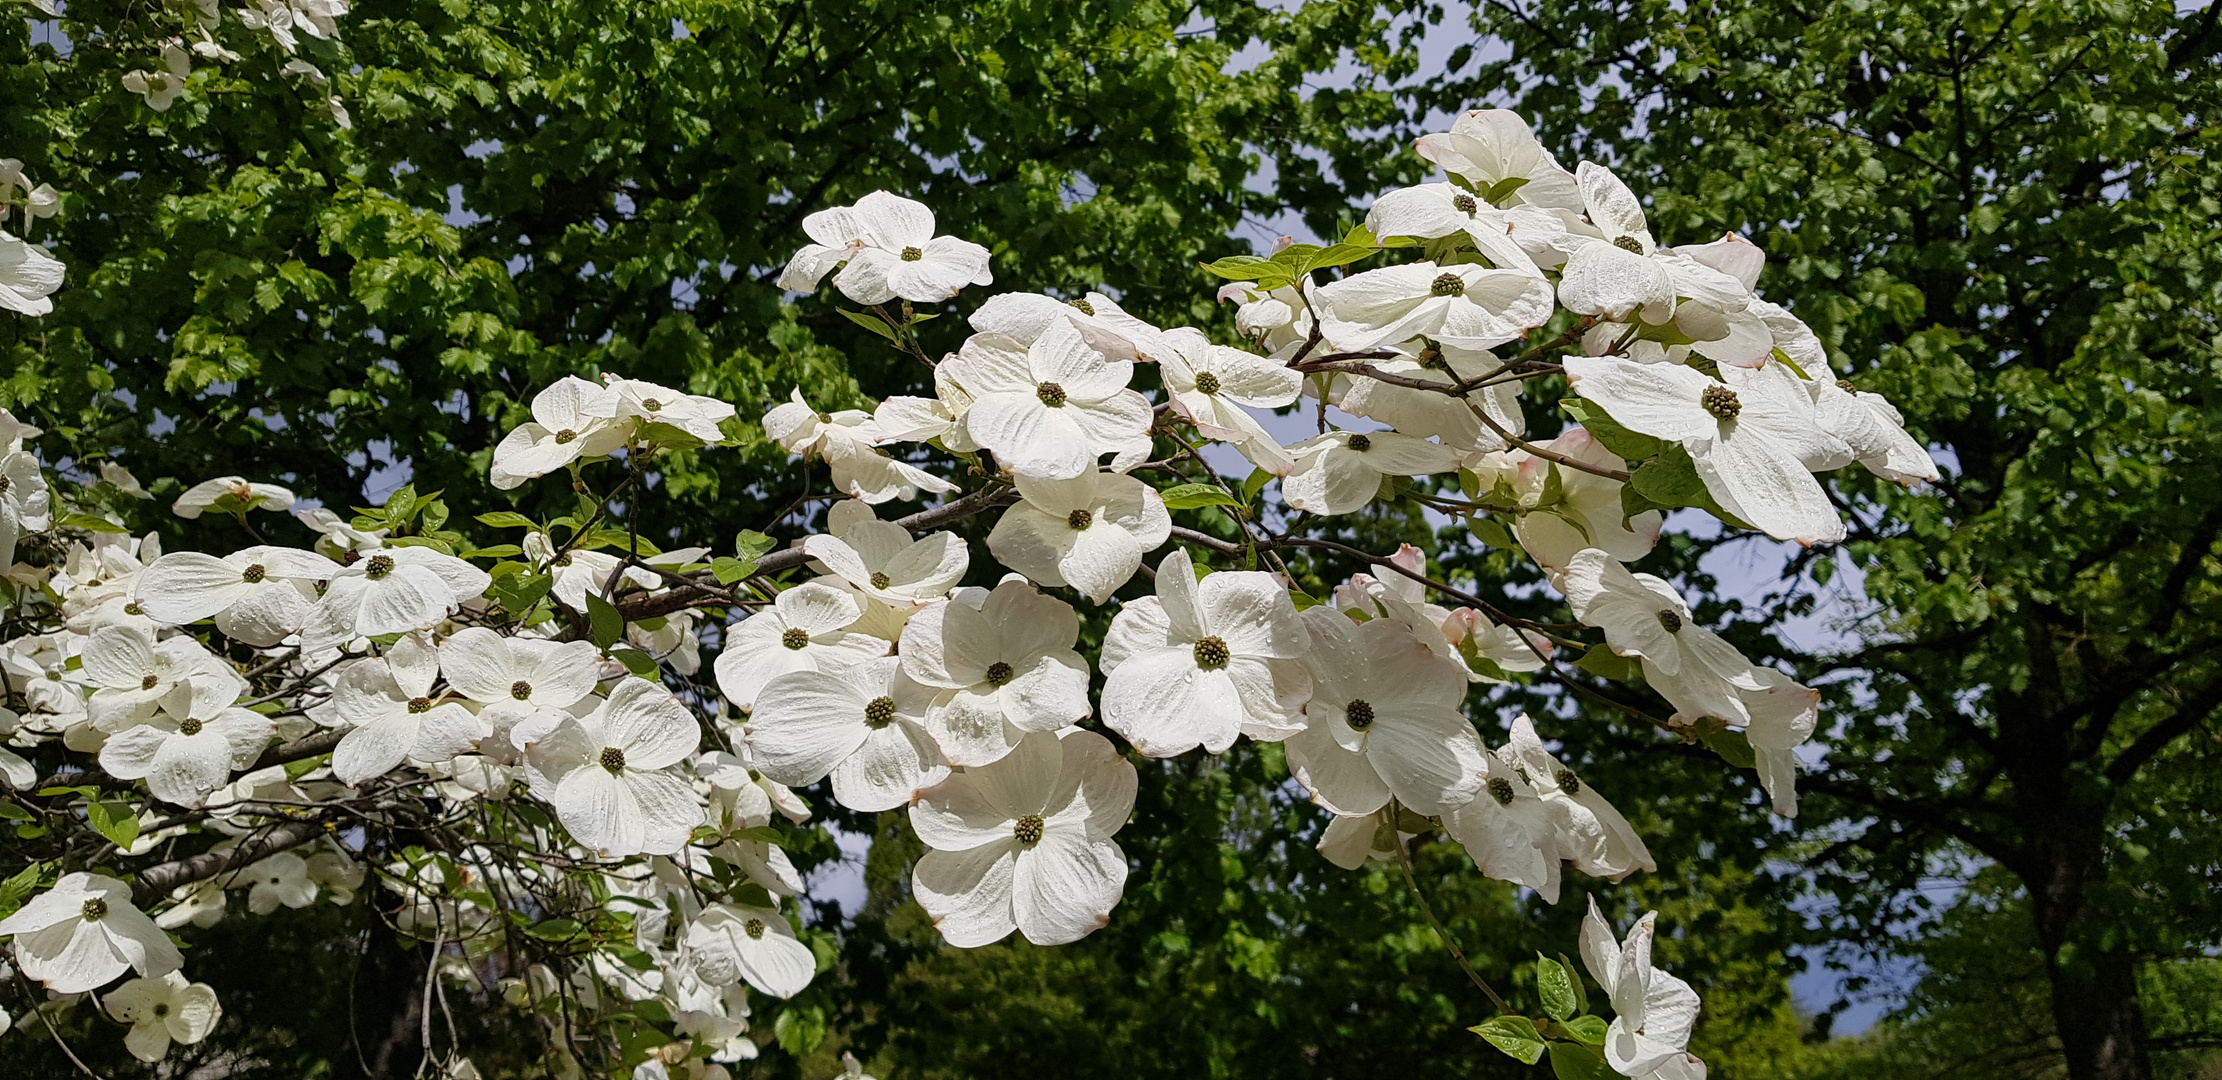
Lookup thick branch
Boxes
[133,817,329,903]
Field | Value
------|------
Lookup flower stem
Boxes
[1389,822,1517,1016]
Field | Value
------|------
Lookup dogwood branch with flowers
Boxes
[0,108,1937,1079]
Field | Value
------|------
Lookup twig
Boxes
[1390,821,1516,1015]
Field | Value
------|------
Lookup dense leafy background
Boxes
[1,0,2218,1078]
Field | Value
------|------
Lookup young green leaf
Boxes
[586,593,625,650]
[1158,483,1240,510]
[1470,1015,1548,1065]
[1537,953,1578,1020]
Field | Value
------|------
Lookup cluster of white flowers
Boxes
[0,109,1936,1076]
[113,0,355,125]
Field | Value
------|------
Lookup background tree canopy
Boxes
[2,0,2218,1079]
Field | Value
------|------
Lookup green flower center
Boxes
[124,602,144,616]
[1430,272,1465,297]
[985,661,1015,687]
[141,674,159,690]
[1067,508,1093,530]
[1036,382,1068,408]
[1192,635,1230,669]
[642,398,664,412]
[554,428,578,444]
[1013,813,1045,844]
[745,918,766,939]
[242,563,267,583]
[511,680,533,700]
[1346,433,1372,452]
[1836,379,1857,392]
[408,697,434,714]
[1657,609,1683,633]
[901,246,924,262]
[81,897,108,921]
[364,554,395,580]
[870,571,892,590]
[599,746,627,773]
[1194,371,1222,395]
[1068,298,1095,316]
[1701,385,1741,419]
[1612,235,1645,254]
[781,627,811,650]
[1488,777,1515,806]
[1346,700,1376,730]
[864,696,897,728]
[1555,768,1581,795]
[179,717,203,736]
[154,1003,170,1017]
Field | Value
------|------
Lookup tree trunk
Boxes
[2024,807,2151,1080]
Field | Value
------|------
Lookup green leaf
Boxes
[1561,953,1591,1016]
[1549,1042,1613,1080]
[586,593,624,649]
[526,918,583,940]
[87,800,139,850]
[1197,254,1280,281]
[1561,398,1668,461]
[727,825,785,844]
[59,512,129,534]
[1241,467,1272,502]
[1470,1015,1548,1065]
[1537,953,1578,1020]
[384,535,457,555]
[1699,723,1760,769]
[710,556,756,585]
[1302,242,1380,275]
[1628,450,1712,509]
[490,572,553,615]
[773,1004,828,1056]
[285,754,330,781]
[636,421,707,451]
[609,647,660,677]
[1563,1014,1609,1046]
[1158,483,1240,510]
[838,307,900,341]
[733,530,776,562]
[460,544,523,559]
[0,803,30,821]
[476,511,537,530]
[0,860,47,920]
[1468,515,1519,550]
[1480,175,1532,205]
[1770,346,1812,381]
[1573,645,1642,682]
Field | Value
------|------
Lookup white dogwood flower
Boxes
[986,470,1170,604]
[1099,547,1312,755]
[489,375,629,488]
[802,520,968,608]
[685,903,817,999]
[1282,430,1462,516]
[1329,347,1526,456]
[523,677,704,856]
[1718,667,1820,818]
[965,290,1169,361]
[941,320,1153,479]
[1808,377,1941,485]
[0,872,182,993]
[1483,430,1662,572]
[236,851,319,914]
[1504,713,1655,882]
[1412,109,1584,210]
[306,545,491,643]
[1283,609,1489,817]
[171,476,296,520]
[79,626,244,731]
[1314,256,1554,353]
[120,43,193,111]
[327,635,483,785]
[1560,548,1765,726]
[762,388,961,504]
[1157,326,1304,469]
[779,191,992,304]
[1442,749,1562,902]
[437,626,602,734]
[1563,355,1847,544]
[0,448,52,569]
[98,707,272,807]
[104,971,221,1062]
[0,230,64,316]
[747,656,947,812]
[910,728,1136,947]
[1579,897,1707,1080]
[712,582,889,712]
[898,580,1091,767]
[133,545,339,646]
[588,377,737,444]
